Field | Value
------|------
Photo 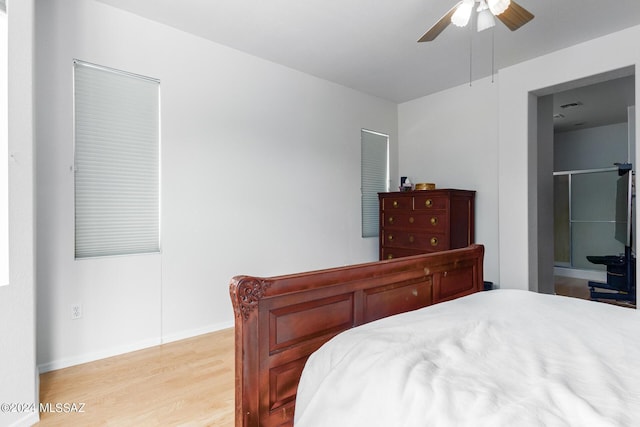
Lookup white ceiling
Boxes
[94,0,640,104]
[553,75,635,133]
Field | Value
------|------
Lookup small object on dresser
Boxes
[415,183,436,191]
[400,177,413,192]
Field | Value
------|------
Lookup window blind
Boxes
[74,60,160,258]
[361,129,389,238]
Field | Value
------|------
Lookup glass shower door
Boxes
[554,168,626,271]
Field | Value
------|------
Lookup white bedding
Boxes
[294,290,640,427]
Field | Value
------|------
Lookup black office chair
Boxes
[587,246,636,304]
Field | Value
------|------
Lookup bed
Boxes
[295,289,640,426]
[228,244,640,426]
[229,244,485,426]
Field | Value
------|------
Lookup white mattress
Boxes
[294,290,640,427]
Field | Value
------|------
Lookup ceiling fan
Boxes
[418,0,534,42]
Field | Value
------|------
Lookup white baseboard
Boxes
[554,266,607,282]
[37,321,234,374]
[161,320,234,345]
[38,337,162,374]
[6,412,39,427]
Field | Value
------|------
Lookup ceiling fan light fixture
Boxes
[418,0,532,42]
[487,0,511,16]
[451,0,474,27]
[477,7,496,32]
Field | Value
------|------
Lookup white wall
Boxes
[535,95,555,294]
[0,0,38,426]
[36,0,398,370]
[33,1,640,374]
[398,25,640,294]
[499,25,640,291]
[555,123,630,171]
[398,76,501,286]
[0,10,8,288]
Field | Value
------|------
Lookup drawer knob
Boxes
[387,254,394,259]
[388,234,394,241]
[388,216,394,224]
[430,237,438,246]
[430,217,438,225]
[425,199,433,208]
[409,216,414,223]
[409,235,415,243]
[393,200,399,208]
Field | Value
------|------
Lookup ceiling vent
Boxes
[560,101,583,109]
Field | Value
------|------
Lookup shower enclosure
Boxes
[554,166,631,272]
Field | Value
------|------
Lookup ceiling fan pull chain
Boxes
[491,26,495,83]
[469,21,473,87]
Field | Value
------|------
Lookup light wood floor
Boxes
[554,276,636,308]
[34,280,635,426]
[35,328,234,427]
[554,276,591,300]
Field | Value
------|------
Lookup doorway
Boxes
[544,72,636,305]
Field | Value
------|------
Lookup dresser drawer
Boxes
[413,194,448,210]
[380,247,426,260]
[382,211,448,232]
[382,230,448,251]
[380,196,412,211]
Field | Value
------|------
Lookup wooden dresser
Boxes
[378,189,475,260]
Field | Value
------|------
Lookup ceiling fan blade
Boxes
[418,1,462,42]
[496,0,534,31]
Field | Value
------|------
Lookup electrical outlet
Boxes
[71,304,82,320]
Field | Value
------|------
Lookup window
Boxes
[74,60,160,258]
[361,129,389,238]
[0,1,8,285]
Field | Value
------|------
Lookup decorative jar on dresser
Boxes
[378,189,475,260]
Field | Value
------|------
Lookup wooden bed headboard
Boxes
[229,244,484,427]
